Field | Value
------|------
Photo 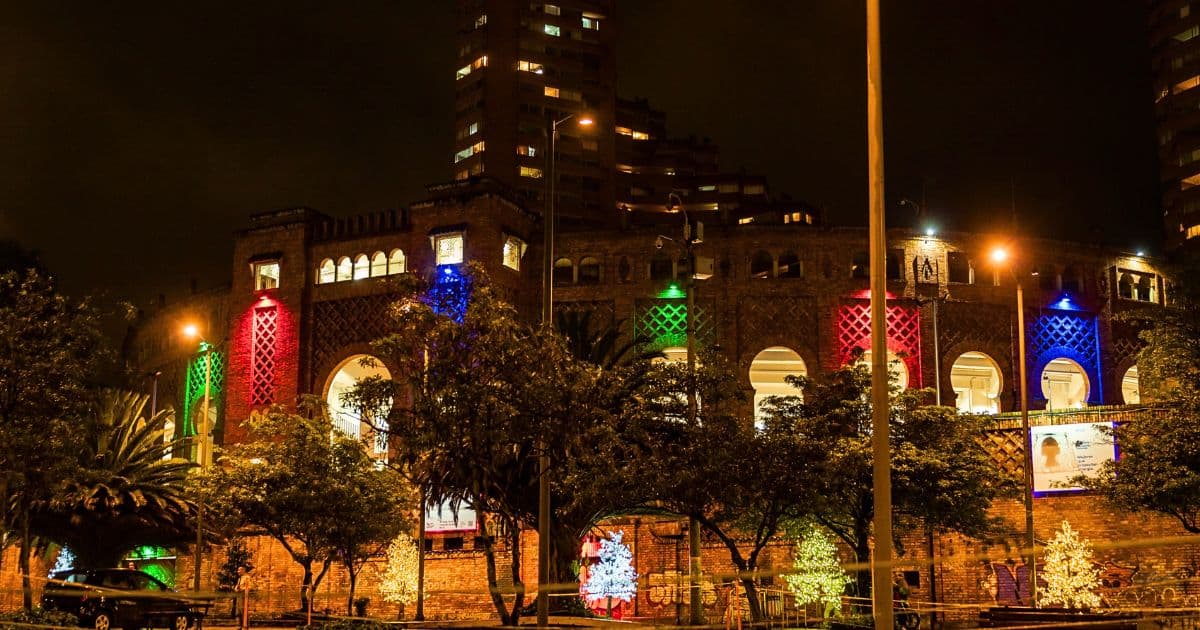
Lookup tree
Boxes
[379,533,420,619]
[0,270,104,608]
[33,390,194,568]
[582,531,636,617]
[349,266,616,625]
[616,349,826,622]
[217,538,254,617]
[777,362,1001,598]
[783,523,851,617]
[207,400,406,612]
[1039,520,1101,609]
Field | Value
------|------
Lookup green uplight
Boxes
[658,282,686,299]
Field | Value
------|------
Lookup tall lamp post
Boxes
[866,0,893,628]
[989,246,1037,607]
[538,111,594,627]
[181,324,214,593]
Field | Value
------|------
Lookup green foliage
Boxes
[0,608,79,629]
[379,533,419,610]
[1039,520,1101,609]
[217,538,254,592]
[784,523,851,615]
[206,401,412,612]
[298,619,386,630]
[770,362,1001,597]
[33,391,194,568]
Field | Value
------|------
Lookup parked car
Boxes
[42,568,209,630]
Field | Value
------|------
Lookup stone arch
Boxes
[749,250,774,279]
[320,350,397,458]
[748,346,808,428]
[1038,356,1090,410]
[948,351,1003,414]
[1109,354,1141,405]
[939,340,1014,413]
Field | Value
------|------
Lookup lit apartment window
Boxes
[455,169,469,180]
[1177,76,1200,94]
[744,184,766,195]
[434,233,464,266]
[718,183,740,193]
[698,184,717,192]
[615,126,633,136]
[544,24,561,37]
[1180,148,1200,166]
[456,64,471,80]
[560,89,581,101]
[474,14,487,28]
[454,140,486,163]
[473,55,488,70]
[631,130,650,140]
[1188,224,1200,239]
[544,4,561,15]
[317,259,335,284]
[1176,25,1200,42]
[517,145,538,157]
[1184,4,1192,18]
[254,261,280,290]
[783,212,807,224]
[520,166,544,178]
[582,17,600,30]
[738,217,755,225]
[518,60,545,74]
[544,86,560,98]
[581,139,598,151]
[1183,173,1200,190]
[502,236,526,271]
[456,122,481,140]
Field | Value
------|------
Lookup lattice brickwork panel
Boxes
[553,300,616,330]
[634,299,715,351]
[183,349,224,437]
[312,295,396,385]
[938,302,1012,357]
[251,306,277,406]
[1028,311,1099,401]
[736,296,818,356]
[836,301,922,387]
[979,429,1026,484]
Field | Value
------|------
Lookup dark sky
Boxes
[1,1,1160,307]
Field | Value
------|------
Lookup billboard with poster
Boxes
[424,499,478,533]
[1030,422,1116,494]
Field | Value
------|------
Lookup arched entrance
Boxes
[950,351,1002,414]
[325,354,392,459]
[1040,358,1089,410]
[749,347,807,428]
[858,350,909,390]
[1121,365,1140,404]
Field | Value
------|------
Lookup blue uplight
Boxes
[1053,293,1080,311]
[424,265,471,323]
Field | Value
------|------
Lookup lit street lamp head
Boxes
[577,115,594,127]
[989,247,1010,265]
[181,323,200,339]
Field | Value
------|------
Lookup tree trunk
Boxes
[508,528,525,625]
[550,524,582,588]
[346,567,358,617]
[853,519,872,605]
[19,506,32,611]
[300,561,313,613]
[480,533,512,625]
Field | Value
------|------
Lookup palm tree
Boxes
[34,390,195,568]
[554,310,661,369]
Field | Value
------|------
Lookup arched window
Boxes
[778,253,802,278]
[750,347,807,429]
[325,355,392,459]
[336,257,353,281]
[649,253,674,281]
[1121,365,1140,404]
[950,351,1002,414]
[1137,275,1156,302]
[851,251,870,279]
[857,350,908,390]
[750,250,774,279]
[1118,273,1134,299]
[353,254,370,280]
[579,257,601,284]
[388,249,406,275]
[370,252,387,277]
[617,256,632,282]
[317,259,335,284]
[554,257,575,285]
[1041,358,1089,410]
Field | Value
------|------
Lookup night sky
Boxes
[1,1,1160,307]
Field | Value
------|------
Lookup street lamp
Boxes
[989,245,1038,608]
[537,111,594,627]
[181,324,214,594]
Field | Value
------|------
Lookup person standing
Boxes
[236,567,253,630]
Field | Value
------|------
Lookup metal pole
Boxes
[536,119,559,628]
[866,0,893,628]
[193,344,212,592]
[685,230,703,626]
[150,371,161,417]
[415,492,426,621]
[1016,281,1037,607]
[932,296,941,406]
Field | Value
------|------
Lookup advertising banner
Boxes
[424,500,478,533]
[1030,422,1116,493]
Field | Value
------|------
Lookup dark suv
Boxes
[42,569,208,630]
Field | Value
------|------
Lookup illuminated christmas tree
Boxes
[1039,520,1101,610]
[784,523,851,616]
[380,532,420,619]
[583,530,637,617]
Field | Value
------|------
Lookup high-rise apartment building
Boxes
[1150,0,1200,251]
[452,0,617,224]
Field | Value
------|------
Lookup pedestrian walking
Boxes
[236,566,253,630]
